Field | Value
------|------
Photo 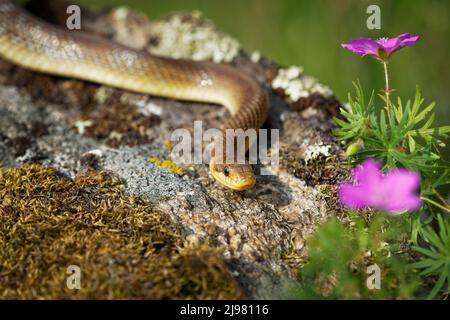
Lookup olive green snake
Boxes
[0,0,269,190]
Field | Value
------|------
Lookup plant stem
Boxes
[421,197,450,213]
[383,61,391,121]
[432,187,450,208]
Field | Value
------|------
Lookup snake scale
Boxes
[0,0,269,190]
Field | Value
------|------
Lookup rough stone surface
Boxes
[0,0,347,298]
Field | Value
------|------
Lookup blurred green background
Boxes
[77,0,449,152]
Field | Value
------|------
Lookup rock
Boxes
[0,0,346,299]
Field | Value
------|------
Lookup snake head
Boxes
[209,158,256,191]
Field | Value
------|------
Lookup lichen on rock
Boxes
[147,11,241,63]
[304,143,332,164]
[272,65,334,102]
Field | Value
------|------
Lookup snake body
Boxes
[0,0,269,190]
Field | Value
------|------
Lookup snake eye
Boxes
[223,167,230,177]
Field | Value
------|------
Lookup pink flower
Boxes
[338,159,422,214]
[341,33,420,61]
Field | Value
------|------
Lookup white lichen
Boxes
[113,6,129,20]
[271,65,333,102]
[148,11,240,63]
[304,143,331,164]
[135,101,163,116]
[74,120,93,135]
[250,51,261,63]
[110,6,152,49]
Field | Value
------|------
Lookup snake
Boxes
[0,0,269,190]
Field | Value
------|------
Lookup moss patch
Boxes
[0,164,243,299]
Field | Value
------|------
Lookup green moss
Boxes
[0,164,243,299]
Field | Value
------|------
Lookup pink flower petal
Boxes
[339,183,372,209]
[341,38,381,57]
[352,158,381,186]
[342,33,420,60]
[381,33,420,56]
[338,159,382,209]
[337,158,422,214]
[378,169,422,213]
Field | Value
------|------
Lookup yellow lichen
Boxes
[164,140,172,151]
[148,156,184,174]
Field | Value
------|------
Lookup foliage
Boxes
[288,214,421,299]
[334,82,449,192]
[333,81,450,299]
[409,215,450,299]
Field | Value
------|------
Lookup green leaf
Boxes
[411,85,423,116]
[408,135,416,153]
[437,215,449,246]
[427,269,448,300]
[409,258,438,270]
[411,246,442,260]
[421,113,435,131]
[334,117,349,127]
[419,261,445,276]
[414,102,436,125]
[394,96,403,122]
[411,126,450,137]
[380,111,387,137]
[421,227,448,254]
